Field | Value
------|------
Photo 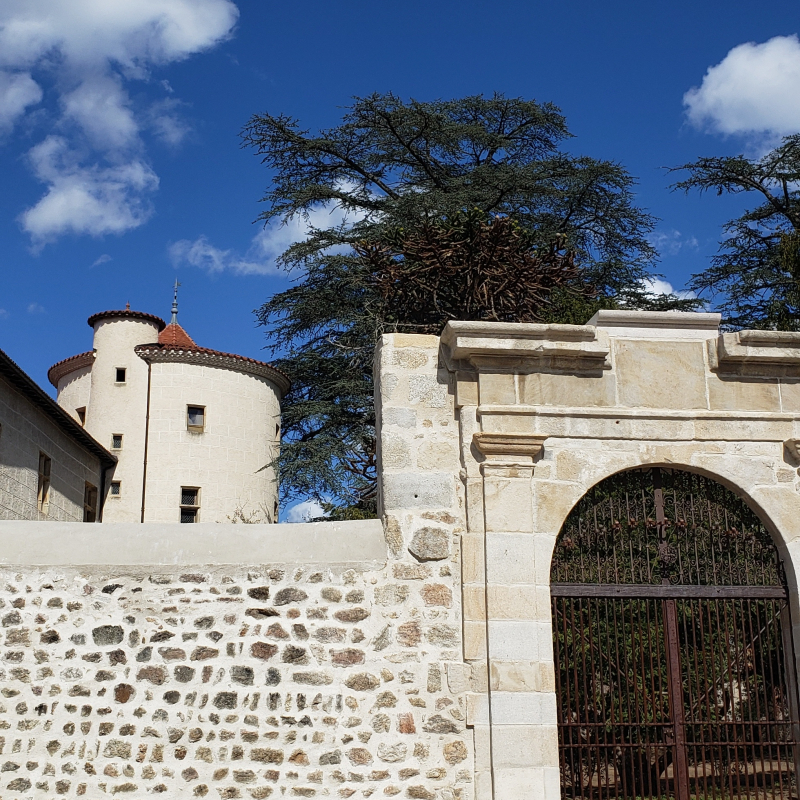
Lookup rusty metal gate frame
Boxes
[551,467,800,800]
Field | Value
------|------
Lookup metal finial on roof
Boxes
[125,301,130,310]
[171,279,181,324]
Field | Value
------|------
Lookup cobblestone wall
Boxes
[0,559,470,799]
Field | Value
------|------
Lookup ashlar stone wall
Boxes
[0,521,471,800]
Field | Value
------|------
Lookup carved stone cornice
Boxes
[709,331,800,378]
[440,320,611,374]
[473,432,547,458]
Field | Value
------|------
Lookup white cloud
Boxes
[0,308,8,319]
[171,186,370,276]
[0,70,41,132]
[0,0,238,244]
[91,253,112,267]
[284,500,325,523]
[147,98,191,146]
[647,229,699,256]
[685,35,800,139]
[641,277,696,300]
[27,302,44,313]
[20,136,158,242]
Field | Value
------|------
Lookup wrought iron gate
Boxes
[551,468,800,800]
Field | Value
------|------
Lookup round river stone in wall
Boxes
[408,527,449,562]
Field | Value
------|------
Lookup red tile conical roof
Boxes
[158,322,196,348]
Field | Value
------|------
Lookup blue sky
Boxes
[1,0,799,516]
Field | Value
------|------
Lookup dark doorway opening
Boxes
[551,467,800,800]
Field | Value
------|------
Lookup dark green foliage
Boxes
[243,93,695,512]
[673,135,800,329]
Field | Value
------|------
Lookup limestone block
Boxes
[490,661,542,692]
[462,584,486,621]
[780,381,800,412]
[460,533,485,585]
[493,765,546,798]
[615,339,708,409]
[490,690,557,725]
[518,370,616,408]
[483,477,533,533]
[487,620,540,661]
[533,482,583,537]
[707,377,780,412]
[381,473,454,511]
[408,375,449,409]
[478,372,516,405]
[463,620,487,660]
[416,439,459,471]
[491,724,559,768]
[485,533,537,585]
[381,407,418,429]
[381,431,412,470]
[485,585,540,620]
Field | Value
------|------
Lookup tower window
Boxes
[110,481,121,497]
[180,487,200,523]
[187,405,205,432]
[115,368,126,383]
[37,452,51,515]
[83,482,98,522]
[76,407,86,426]
[111,434,123,450]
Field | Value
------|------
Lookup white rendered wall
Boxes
[86,317,161,522]
[0,374,104,521]
[142,361,281,523]
[56,364,92,423]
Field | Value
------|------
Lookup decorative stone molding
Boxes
[588,309,721,339]
[708,330,800,377]
[441,320,611,373]
[473,432,547,458]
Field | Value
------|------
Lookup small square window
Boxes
[180,486,200,523]
[115,368,126,383]
[187,405,205,432]
[110,481,121,497]
[181,487,199,506]
[111,434,123,450]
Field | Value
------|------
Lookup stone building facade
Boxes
[3,310,800,799]
[0,347,115,522]
[48,303,288,524]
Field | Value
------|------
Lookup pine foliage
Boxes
[243,93,695,513]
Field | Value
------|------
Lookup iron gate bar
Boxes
[551,467,800,800]
[551,584,789,598]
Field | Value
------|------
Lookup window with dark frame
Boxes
[115,368,126,383]
[110,481,121,497]
[181,486,200,522]
[37,452,51,515]
[180,486,200,523]
[111,434,123,450]
[83,482,98,522]
[187,405,205,432]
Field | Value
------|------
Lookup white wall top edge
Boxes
[0,519,386,567]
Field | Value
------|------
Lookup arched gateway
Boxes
[551,467,800,800]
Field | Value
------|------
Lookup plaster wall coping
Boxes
[0,519,386,567]
[441,320,610,371]
[709,330,800,376]
[587,310,721,339]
